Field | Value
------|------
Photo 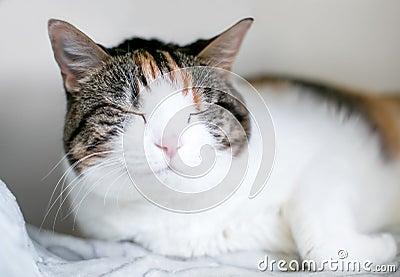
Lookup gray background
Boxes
[0,0,399,233]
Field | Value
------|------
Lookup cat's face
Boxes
[48,18,253,198]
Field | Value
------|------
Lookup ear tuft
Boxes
[48,19,109,91]
[197,18,253,71]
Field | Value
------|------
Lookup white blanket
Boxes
[0,180,397,276]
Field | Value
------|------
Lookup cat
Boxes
[48,18,400,267]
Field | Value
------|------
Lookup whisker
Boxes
[40,149,117,231]
[103,169,128,206]
[58,157,121,216]
[45,148,116,216]
[54,158,120,225]
[58,151,121,216]
[41,151,71,181]
[52,159,122,231]
[62,159,122,218]
[70,163,124,229]
[41,142,111,181]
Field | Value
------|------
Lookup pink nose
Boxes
[155,137,181,158]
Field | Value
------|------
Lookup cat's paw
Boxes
[363,233,397,265]
[303,232,397,269]
[345,233,397,265]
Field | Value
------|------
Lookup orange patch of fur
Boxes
[248,76,289,91]
[160,51,180,72]
[160,51,193,95]
[192,88,201,107]
[132,51,160,85]
[133,50,197,103]
[181,73,192,96]
[363,95,400,159]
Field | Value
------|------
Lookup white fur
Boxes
[66,80,400,265]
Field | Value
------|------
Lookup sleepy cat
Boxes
[48,18,400,266]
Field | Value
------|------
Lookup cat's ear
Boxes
[196,18,253,71]
[48,19,109,91]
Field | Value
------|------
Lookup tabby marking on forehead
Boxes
[160,51,180,72]
[132,50,194,96]
[132,51,160,84]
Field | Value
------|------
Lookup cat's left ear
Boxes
[48,19,109,92]
[196,18,253,71]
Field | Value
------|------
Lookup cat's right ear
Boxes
[48,19,109,92]
[196,18,253,71]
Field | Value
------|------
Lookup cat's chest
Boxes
[88,193,294,256]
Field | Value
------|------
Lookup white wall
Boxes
[0,0,399,233]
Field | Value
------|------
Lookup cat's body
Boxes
[49,18,400,266]
[67,79,400,263]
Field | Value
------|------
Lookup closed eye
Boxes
[187,109,210,124]
[125,110,147,124]
[102,96,147,124]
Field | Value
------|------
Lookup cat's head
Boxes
[48,18,253,199]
